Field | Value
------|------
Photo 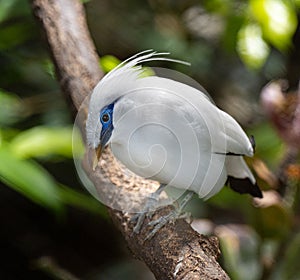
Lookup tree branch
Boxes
[30,0,230,279]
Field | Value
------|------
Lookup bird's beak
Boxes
[92,145,102,171]
[92,122,113,171]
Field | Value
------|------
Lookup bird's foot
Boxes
[145,209,191,240]
[130,191,193,240]
[130,191,163,234]
[130,184,167,234]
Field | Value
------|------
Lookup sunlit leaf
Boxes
[237,23,270,69]
[10,126,80,159]
[99,55,121,73]
[138,67,155,78]
[0,145,63,212]
[250,0,297,50]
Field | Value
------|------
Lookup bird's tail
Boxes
[225,156,263,198]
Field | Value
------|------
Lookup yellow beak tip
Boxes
[92,145,102,171]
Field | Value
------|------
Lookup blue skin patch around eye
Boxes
[99,103,114,148]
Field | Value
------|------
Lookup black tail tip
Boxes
[227,176,263,198]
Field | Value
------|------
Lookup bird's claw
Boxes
[130,193,161,233]
[145,210,191,240]
[131,210,159,234]
[130,191,194,239]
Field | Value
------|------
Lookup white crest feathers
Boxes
[86,50,189,147]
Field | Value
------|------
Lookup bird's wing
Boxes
[113,74,261,199]
[226,156,254,182]
[136,76,254,157]
[225,156,263,198]
[217,110,254,156]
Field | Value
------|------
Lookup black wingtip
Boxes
[227,176,263,198]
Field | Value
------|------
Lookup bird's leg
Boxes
[145,191,194,240]
[131,184,167,234]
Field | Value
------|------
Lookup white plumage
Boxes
[86,50,262,200]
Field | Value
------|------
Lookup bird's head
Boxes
[86,71,122,170]
[86,50,189,170]
[91,102,115,168]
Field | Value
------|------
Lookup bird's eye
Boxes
[101,113,110,123]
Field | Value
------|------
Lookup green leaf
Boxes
[250,0,297,51]
[99,55,121,73]
[0,145,63,212]
[10,126,80,159]
[237,23,270,69]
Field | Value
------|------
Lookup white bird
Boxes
[86,50,262,235]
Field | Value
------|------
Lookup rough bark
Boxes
[30,0,230,279]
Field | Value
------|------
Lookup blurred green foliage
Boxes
[10,126,76,159]
[0,0,106,218]
[1,0,300,279]
[0,119,106,216]
[0,144,63,212]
